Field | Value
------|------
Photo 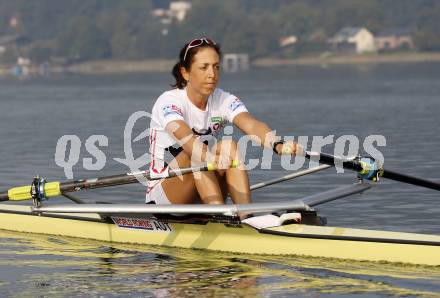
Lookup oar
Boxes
[0,161,238,202]
[305,151,440,191]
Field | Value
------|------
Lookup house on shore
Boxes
[153,1,192,35]
[0,34,29,56]
[374,28,415,52]
[222,53,249,73]
[278,35,298,57]
[153,1,191,22]
[328,27,376,54]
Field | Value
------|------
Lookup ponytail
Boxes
[171,62,187,89]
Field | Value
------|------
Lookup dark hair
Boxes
[171,38,222,89]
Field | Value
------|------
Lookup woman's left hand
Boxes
[278,141,305,156]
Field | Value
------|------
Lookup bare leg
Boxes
[214,140,251,204]
[161,140,251,208]
[161,150,224,204]
[194,171,224,204]
[161,151,199,204]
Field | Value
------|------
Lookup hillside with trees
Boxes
[0,0,439,63]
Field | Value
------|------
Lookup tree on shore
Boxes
[0,0,439,63]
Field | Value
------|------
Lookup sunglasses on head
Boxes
[183,37,216,62]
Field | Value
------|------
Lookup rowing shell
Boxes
[1,204,439,266]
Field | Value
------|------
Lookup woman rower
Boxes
[146,37,303,209]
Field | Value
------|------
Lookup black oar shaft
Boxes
[382,170,440,191]
[306,151,440,192]
[0,164,210,202]
[58,165,210,192]
[306,152,363,172]
[58,174,140,193]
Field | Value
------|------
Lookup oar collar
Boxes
[357,157,383,181]
[31,176,48,207]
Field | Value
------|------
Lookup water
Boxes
[1,63,440,296]
[1,230,439,297]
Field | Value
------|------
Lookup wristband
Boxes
[272,140,285,155]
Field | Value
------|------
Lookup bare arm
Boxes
[233,112,303,155]
[165,120,213,163]
[233,112,277,148]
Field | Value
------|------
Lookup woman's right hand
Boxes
[278,141,305,156]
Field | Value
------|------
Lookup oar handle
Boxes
[206,160,239,171]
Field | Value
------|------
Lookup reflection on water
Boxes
[1,230,439,297]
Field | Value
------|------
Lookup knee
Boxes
[171,150,192,168]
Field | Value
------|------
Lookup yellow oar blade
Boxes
[7,182,61,201]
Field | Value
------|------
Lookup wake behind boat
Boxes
[0,153,439,266]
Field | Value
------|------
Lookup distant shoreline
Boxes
[67,59,175,74]
[69,52,440,74]
[253,52,440,67]
[2,52,440,76]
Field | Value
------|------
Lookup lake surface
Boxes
[0,63,439,296]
